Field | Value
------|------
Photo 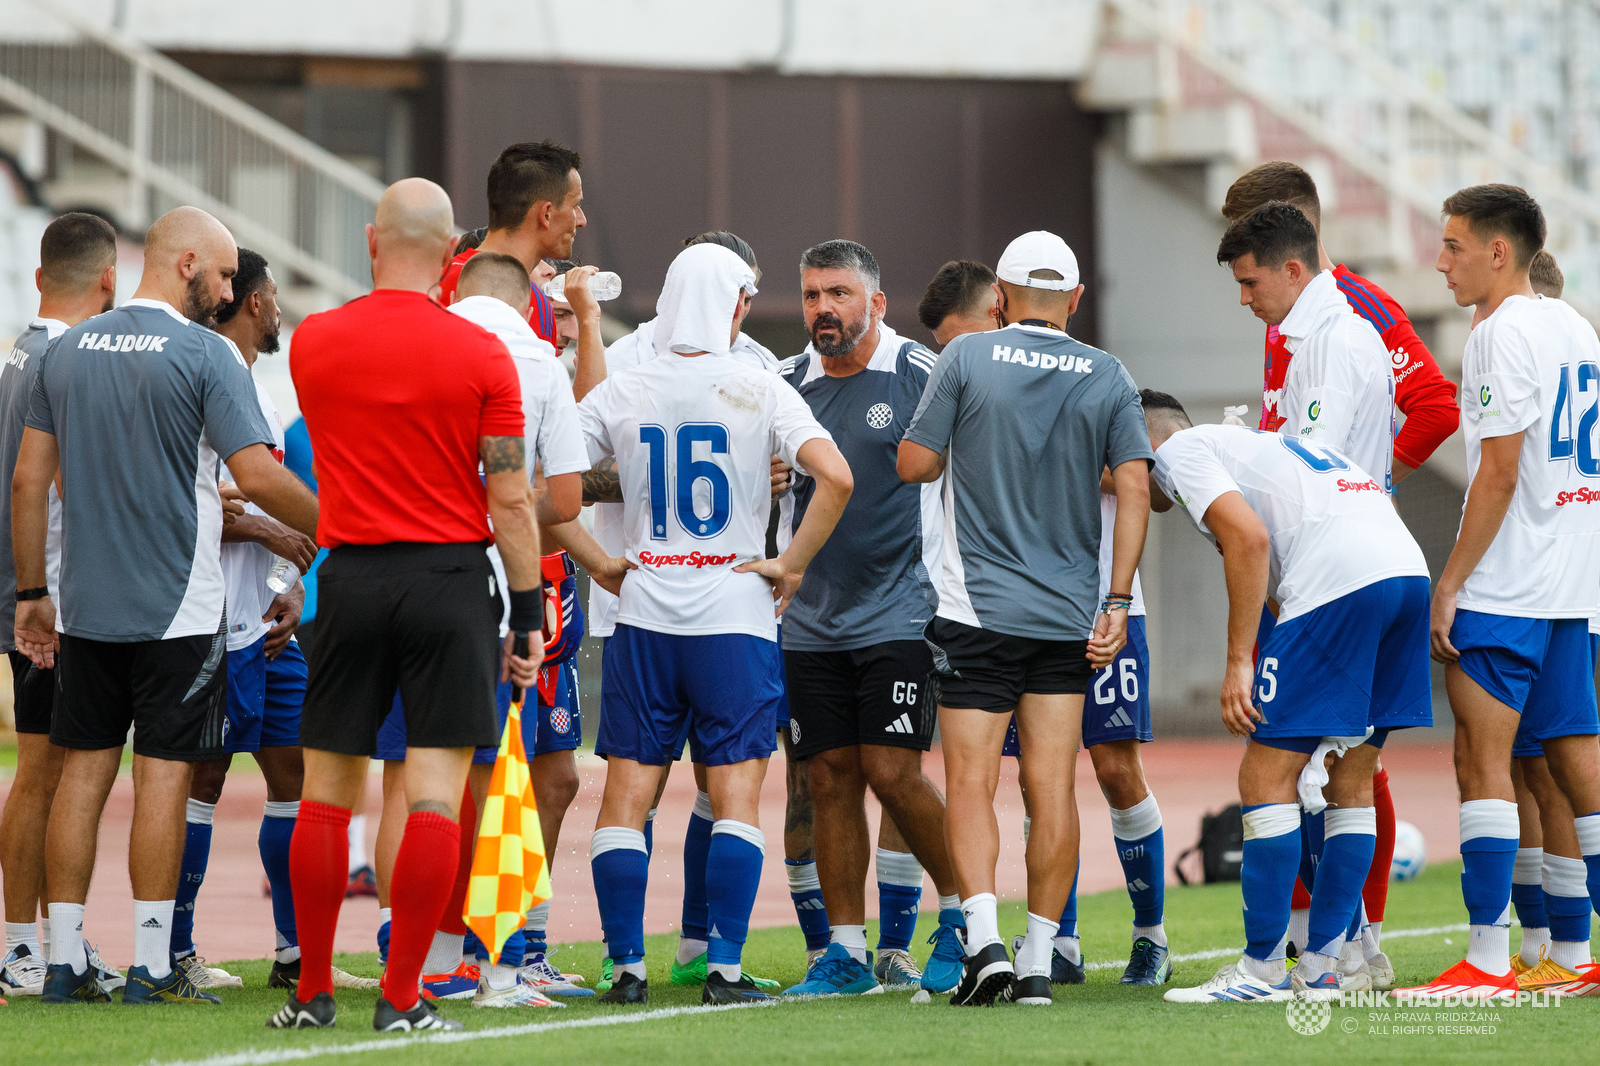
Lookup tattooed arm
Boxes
[481,435,542,682]
[581,455,624,503]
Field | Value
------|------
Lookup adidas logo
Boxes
[884,713,914,734]
[795,899,828,911]
[140,918,163,929]
[1104,708,1133,729]
[1128,878,1150,892]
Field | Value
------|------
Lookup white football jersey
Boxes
[220,377,286,652]
[449,296,590,639]
[1276,270,1396,495]
[1097,493,1144,617]
[578,352,831,640]
[1458,295,1600,619]
[449,296,589,480]
[588,322,782,638]
[1153,424,1427,623]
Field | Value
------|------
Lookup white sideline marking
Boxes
[1081,923,1471,972]
[147,923,1476,1066]
[145,1001,774,1066]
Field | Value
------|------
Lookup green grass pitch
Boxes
[4,860,1593,1066]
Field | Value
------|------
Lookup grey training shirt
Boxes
[779,325,942,651]
[903,322,1153,641]
[1,319,65,650]
[27,299,274,642]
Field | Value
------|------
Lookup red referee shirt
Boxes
[290,289,524,548]
[1260,265,1459,469]
[438,248,560,349]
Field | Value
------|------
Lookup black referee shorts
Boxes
[783,640,936,758]
[301,542,503,756]
[52,628,228,760]
[925,617,1092,713]
[8,649,53,735]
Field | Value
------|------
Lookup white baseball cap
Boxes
[996,230,1080,291]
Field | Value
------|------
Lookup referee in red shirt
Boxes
[270,178,543,1033]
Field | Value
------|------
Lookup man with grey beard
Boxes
[777,239,966,997]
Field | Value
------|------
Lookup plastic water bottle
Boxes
[266,557,296,596]
[543,271,621,303]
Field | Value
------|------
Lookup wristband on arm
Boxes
[508,587,542,633]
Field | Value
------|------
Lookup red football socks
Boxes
[1364,768,1395,922]
[290,800,351,1002]
[437,785,477,938]
[384,810,461,1011]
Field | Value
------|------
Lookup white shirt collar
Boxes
[1277,270,1350,352]
[1002,320,1069,338]
[800,322,901,385]
[449,295,558,360]
[31,317,70,340]
[120,297,193,327]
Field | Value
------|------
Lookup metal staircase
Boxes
[0,0,385,310]
[1086,0,1600,332]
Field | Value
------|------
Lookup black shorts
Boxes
[8,649,54,735]
[784,640,936,758]
[52,629,228,760]
[301,542,502,756]
[925,618,1092,713]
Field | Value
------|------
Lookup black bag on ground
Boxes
[1174,804,1244,884]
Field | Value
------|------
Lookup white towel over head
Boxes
[652,243,758,358]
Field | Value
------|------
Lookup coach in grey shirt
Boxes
[779,239,964,994]
[13,206,319,1004]
[897,230,1151,1006]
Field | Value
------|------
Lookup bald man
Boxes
[15,206,319,1006]
[277,178,544,1031]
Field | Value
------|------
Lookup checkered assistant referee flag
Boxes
[463,697,552,963]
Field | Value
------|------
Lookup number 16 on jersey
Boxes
[640,422,733,540]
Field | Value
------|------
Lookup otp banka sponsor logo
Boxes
[1390,346,1410,369]
[1307,400,1321,421]
[76,332,169,352]
[992,344,1093,373]
[1480,385,1493,407]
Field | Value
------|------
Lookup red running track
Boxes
[0,738,1460,969]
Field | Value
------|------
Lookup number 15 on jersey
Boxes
[640,422,732,540]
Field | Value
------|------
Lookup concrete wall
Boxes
[441,62,1103,349]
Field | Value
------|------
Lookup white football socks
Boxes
[676,938,709,965]
[829,924,868,966]
[1521,925,1553,968]
[423,930,465,975]
[960,893,1000,953]
[1239,952,1286,983]
[1015,913,1059,977]
[936,893,961,912]
[48,903,86,975]
[1465,919,1512,976]
[5,922,39,956]
[1132,923,1167,948]
[132,900,174,979]
[1287,907,1310,951]
[347,813,368,875]
[1054,934,1082,964]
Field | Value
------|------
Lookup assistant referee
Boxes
[271,178,544,1033]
